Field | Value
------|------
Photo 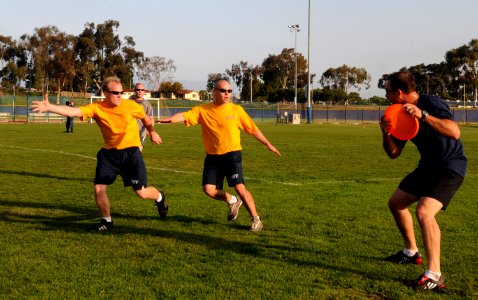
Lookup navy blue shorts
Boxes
[399,168,464,210]
[202,151,244,189]
[94,147,147,191]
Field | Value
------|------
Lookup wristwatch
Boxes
[421,110,429,121]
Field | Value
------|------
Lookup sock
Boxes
[103,216,112,223]
[424,270,441,281]
[227,195,237,205]
[403,248,418,257]
[251,215,261,221]
[156,193,163,202]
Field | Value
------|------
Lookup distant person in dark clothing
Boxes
[65,101,75,133]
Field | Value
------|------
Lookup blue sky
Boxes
[1,0,477,98]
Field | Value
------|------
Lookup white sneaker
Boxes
[227,198,243,221]
[250,216,263,232]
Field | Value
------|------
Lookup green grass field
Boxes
[1,122,477,299]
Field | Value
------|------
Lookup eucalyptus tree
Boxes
[136,56,176,91]
[23,25,61,93]
[0,35,14,68]
[75,20,143,93]
[206,73,229,92]
[446,39,478,104]
[49,32,77,99]
[159,81,183,93]
[320,64,371,95]
[226,61,262,101]
[261,48,307,102]
[0,35,27,91]
[92,20,141,87]
[75,23,97,94]
[226,61,249,94]
[121,36,144,89]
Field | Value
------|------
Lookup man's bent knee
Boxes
[135,187,148,199]
[203,185,217,197]
[94,184,107,195]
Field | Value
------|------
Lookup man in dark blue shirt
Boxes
[380,71,467,291]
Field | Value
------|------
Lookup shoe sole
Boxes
[227,200,243,221]
[157,190,168,220]
[403,279,446,291]
[250,222,263,232]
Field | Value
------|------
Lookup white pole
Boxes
[294,30,298,111]
[12,86,15,122]
[289,24,300,111]
[306,0,312,123]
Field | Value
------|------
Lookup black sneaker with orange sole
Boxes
[385,250,423,265]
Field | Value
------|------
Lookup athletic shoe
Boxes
[93,218,113,232]
[155,190,168,220]
[385,250,423,265]
[406,273,446,291]
[250,216,263,232]
[227,198,243,221]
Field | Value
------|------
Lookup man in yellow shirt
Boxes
[159,79,280,232]
[32,76,168,231]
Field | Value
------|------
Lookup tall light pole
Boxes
[306,0,312,123]
[289,24,300,111]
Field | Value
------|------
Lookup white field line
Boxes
[1,144,402,186]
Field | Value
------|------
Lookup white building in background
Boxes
[175,90,200,101]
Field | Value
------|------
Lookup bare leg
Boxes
[135,186,160,200]
[203,184,233,202]
[388,189,420,250]
[234,183,258,217]
[94,184,110,218]
[416,197,443,273]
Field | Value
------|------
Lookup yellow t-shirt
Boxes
[79,100,145,149]
[182,102,258,155]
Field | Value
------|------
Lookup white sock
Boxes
[156,193,163,202]
[103,216,112,223]
[227,195,237,205]
[403,248,418,257]
[424,270,441,281]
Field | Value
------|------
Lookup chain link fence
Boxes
[1,95,478,124]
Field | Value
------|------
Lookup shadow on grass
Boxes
[0,198,398,285]
[0,169,91,183]
[0,199,239,232]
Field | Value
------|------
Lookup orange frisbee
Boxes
[384,104,419,140]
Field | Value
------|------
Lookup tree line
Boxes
[0,20,176,99]
[0,20,476,104]
[215,39,477,104]
[378,39,478,104]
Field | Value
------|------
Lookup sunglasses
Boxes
[135,89,145,91]
[106,90,124,95]
[216,88,233,93]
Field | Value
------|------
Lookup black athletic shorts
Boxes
[202,151,244,189]
[94,147,147,191]
[398,168,464,210]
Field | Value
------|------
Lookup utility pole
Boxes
[306,0,312,123]
[289,24,300,111]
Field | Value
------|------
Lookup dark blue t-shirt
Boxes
[393,95,467,177]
